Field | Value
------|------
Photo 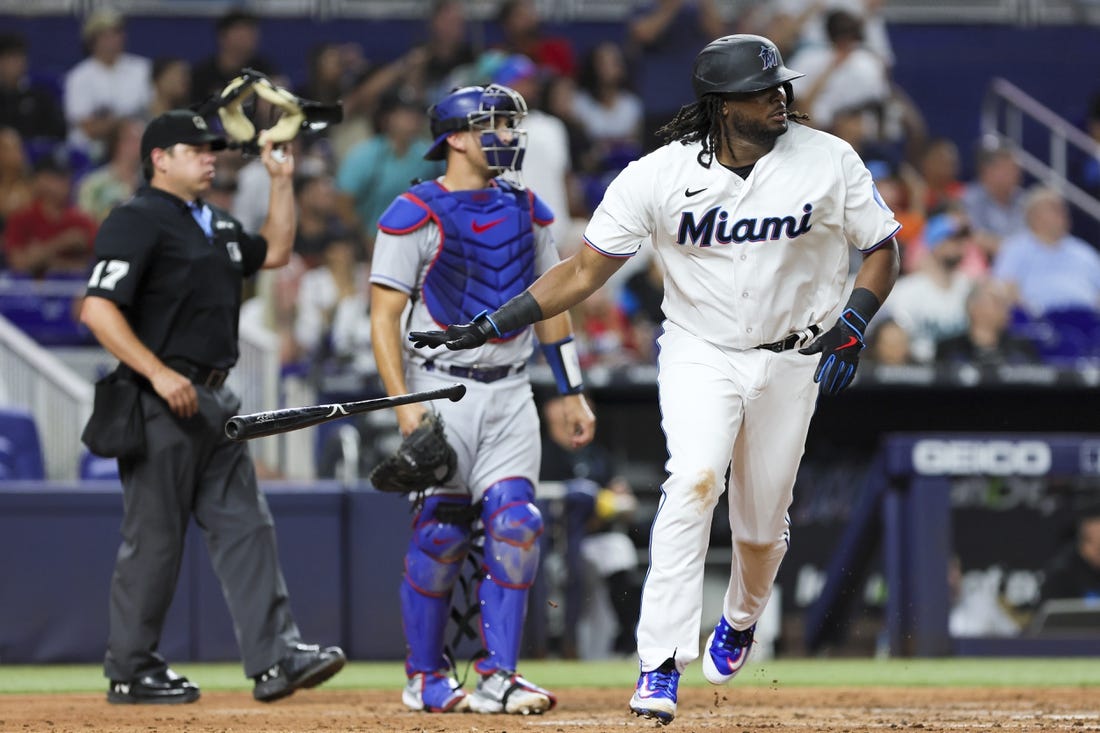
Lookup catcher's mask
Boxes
[691,34,803,103]
[195,68,343,154]
[424,84,528,172]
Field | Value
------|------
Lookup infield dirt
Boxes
[2,686,1098,732]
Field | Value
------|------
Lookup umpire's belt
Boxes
[754,325,822,353]
[422,360,525,383]
[166,359,230,388]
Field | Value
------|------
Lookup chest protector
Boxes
[401,180,538,339]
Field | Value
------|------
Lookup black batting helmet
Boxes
[691,34,804,100]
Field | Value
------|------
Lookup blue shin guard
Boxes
[402,495,473,674]
[474,478,543,675]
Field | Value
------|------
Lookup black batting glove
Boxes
[409,311,500,351]
[799,288,880,396]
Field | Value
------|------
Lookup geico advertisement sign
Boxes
[911,440,1052,476]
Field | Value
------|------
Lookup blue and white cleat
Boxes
[701,618,755,684]
[629,658,680,725]
[402,671,469,712]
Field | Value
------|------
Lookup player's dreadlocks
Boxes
[656,91,809,169]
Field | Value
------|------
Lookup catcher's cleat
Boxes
[253,642,346,702]
[107,667,200,705]
[402,671,469,712]
[702,618,755,685]
[629,657,679,725]
[467,669,555,715]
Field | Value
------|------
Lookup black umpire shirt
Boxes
[85,186,267,370]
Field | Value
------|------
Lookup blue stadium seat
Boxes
[79,449,120,482]
[0,408,46,480]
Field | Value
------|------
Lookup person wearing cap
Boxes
[79,109,345,706]
[880,210,977,363]
[63,8,152,162]
[0,32,67,144]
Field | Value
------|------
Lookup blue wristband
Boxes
[540,337,584,395]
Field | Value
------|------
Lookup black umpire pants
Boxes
[103,384,300,681]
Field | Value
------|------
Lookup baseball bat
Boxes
[224,383,467,441]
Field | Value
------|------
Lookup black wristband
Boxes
[845,287,882,324]
[488,290,543,334]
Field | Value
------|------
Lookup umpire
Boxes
[80,109,345,704]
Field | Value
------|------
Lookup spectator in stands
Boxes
[787,10,890,132]
[862,317,914,367]
[574,42,645,170]
[190,9,278,104]
[495,0,577,79]
[404,0,479,106]
[336,88,440,248]
[63,9,152,163]
[1041,507,1100,603]
[992,186,1100,317]
[628,0,727,152]
[0,32,66,145]
[146,57,192,120]
[3,150,96,279]
[882,211,976,363]
[299,42,363,109]
[1079,92,1100,200]
[542,73,600,219]
[294,169,352,269]
[916,137,965,213]
[491,55,575,251]
[746,0,894,70]
[294,233,374,381]
[935,279,1038,368]
[571,284,640,369]
[77,116,144,223]
[961,142,1026,260]
[872,168,926,274]
[619,254,665,363]
[0,126,33,227]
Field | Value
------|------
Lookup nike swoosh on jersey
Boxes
[836,336,860,350]
[471,217,506,233]
[684,187,708,197]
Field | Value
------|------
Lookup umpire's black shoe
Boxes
[107,668,200,705]
[252,642,346,703]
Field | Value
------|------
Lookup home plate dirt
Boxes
[1,686,1097,732]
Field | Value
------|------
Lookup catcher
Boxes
[369,83,595,715]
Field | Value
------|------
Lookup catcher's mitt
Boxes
[369,413,457,493]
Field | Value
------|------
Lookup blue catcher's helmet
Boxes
[424,84,528,172]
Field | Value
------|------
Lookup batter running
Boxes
[410,35,900,724]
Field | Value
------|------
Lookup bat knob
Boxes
[225,417,244,440]
[448,383,466,402]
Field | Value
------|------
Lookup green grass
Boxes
[2,658,1100,695]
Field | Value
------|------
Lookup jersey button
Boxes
[742,291,749,298]
[746,327,753,333]
[740,254,747,261]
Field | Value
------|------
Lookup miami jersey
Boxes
[583,122,900,349]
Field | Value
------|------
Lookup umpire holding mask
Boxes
[80,110,345,705]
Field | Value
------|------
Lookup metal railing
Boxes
[981,77,1100,229]
[0,314,93,481]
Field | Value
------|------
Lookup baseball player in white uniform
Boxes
[411,35,900,724]
[370,84,595,716]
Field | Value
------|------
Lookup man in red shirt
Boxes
[4,151,97,277]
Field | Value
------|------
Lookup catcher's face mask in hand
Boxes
[196,68,343,154]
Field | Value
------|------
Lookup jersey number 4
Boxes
[87,260,130,291]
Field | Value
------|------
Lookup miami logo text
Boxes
[759,45,779,70]
[676,203,813,246]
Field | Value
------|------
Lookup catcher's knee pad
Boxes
[481,478,543,587]
[405,495,474,596]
